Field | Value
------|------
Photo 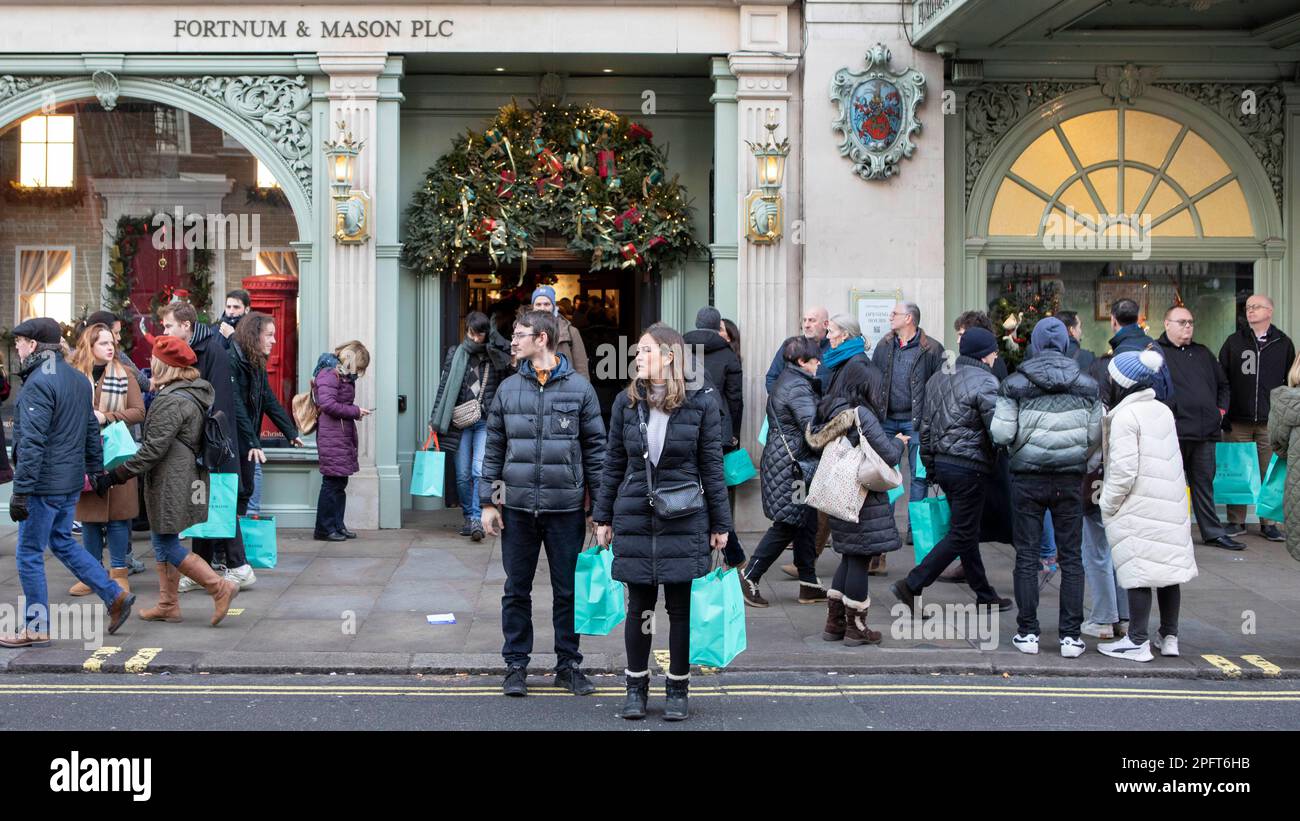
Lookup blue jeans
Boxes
[455,421,487,521]
[500,506,584,668]
[16,492,123,633]
[1081,509,1128,624]
[1040,509,1057,558]
[82,520,131,569]
[248,461,263,515]
[150,532,190,566]
[883,418,927,505]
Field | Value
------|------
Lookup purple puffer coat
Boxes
[315,367,361,477]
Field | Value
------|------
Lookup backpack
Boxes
[177,390,236,471]
[292,381,320,435]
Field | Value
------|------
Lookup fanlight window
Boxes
[988,110,1254,239]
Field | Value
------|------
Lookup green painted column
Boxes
[1283,81,1300,335]
[710,57,739,322]
[376,57,406,528]
[944,85,969,351]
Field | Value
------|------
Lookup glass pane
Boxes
[20,115,46,143]
[1060,110,1118,169]
[1151,208,1196,237]
[44,292,73,324]
[45,143,74,187]
[1166,131,1231,198]
[1123,168,1155,215]
[47,252,73,292]
[46,114,74,143]
[27,292,45,319]
[1057,178,1097,219]
[19,143,46,186]
[1144,180,1184,222]
[1196,181,1253,237]
[1009,130,1072,195]
[256,159,280,188]
[1089,167,1118,216]
[989,178,1045,236]
[1124,111,1181,169]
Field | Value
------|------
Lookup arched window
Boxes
[988,109,1254,239]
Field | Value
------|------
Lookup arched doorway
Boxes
[965,86,1285,358]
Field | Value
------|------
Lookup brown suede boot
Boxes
[140,563,183,623]
[178,554,239,626]
[843,597,882,647]
[867,554,886,576]
[109,566,130,595]
[822,591,846,641]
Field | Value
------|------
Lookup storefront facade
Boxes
[5,2,1295,530]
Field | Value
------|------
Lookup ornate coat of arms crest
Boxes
[830,43,927,181]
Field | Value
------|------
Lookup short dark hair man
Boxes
[216,289,252,349]
[1055,310,1096,371]
[1105,298,1172,401]
[480,309,607,697]
[1,318,134,647]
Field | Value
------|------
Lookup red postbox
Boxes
[242,274,299,442]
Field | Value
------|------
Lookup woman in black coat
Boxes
[740,336,825,607]
[805,408,903,645]
[592,323,732,722]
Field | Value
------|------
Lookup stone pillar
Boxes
[1281,81,1300,333]
[318,53,404,528]
[710,57,740,323]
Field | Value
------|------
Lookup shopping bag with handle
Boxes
[241,515,278,569]
[180,472,238,539]
[722,448,758,486]
[1213,442,1262,506]
[410,429,447,497]
[101,420,139,470]
[908,495,951,564]
[887,465,906,504]
[574,543,626,636]
[758,416,769,447]
[1257,454,1287,522]
[689,554,747,667]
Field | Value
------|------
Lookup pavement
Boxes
[2,508,1299,679]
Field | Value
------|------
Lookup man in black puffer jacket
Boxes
[894,328,1011,612]
[682,306,742,450]
[480,310,606,698]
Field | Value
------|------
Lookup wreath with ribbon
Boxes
[401,100,704,283]
[103,214,215,352]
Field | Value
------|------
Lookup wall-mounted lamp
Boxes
[744,111,790,244]
[323,120,371,244]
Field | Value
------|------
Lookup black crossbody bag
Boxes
[638,400,704,519]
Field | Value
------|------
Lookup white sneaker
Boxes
[224,564,257,590]
[1060,636,1086,658]
[1012,633,1039,655]
[1098,636,1153,662]
[1151,633,1179,657]
[1080,621,1114,639]
[177,575,202,594]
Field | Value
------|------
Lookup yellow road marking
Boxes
[82,646,121,672]
[1241,655,1282,676]
[123,648,161,673]
[226,608,245,616]
[1202,654,1243,676]
[653,650,671,674]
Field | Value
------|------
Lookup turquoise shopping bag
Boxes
[758,417,769,447]
[410,429,446,498]
[723,448,757,486]
[909,495,951,564]
[689,564,747,668]
[1213,442,1262,506]
[574,544,625,636]
[1257,454,1286,523]
[241,515,278,569]
[180,472,238,539]
[887,465,905,504]
[101,420,138,470]
[914,457,927,480]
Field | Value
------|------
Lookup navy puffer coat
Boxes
[760,365,821,525]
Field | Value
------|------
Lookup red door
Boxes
[242,275,299,441]
[127,237,189,370]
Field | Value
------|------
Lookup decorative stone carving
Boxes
[1097,64,1159,104]
[830,43,926,181]
[92,70,120,111]
[963,82,1088,203]
[1155,82,1285,208]
[163,75,313,203]
[0,75,62,103]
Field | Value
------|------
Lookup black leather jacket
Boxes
[919,355,999,474]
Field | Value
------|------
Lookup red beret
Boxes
[152,335,197,368]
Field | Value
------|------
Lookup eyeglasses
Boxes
[510,332,537,341]
[1168,319,1194,327]
[1246,303,1270,311]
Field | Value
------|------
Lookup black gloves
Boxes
[9,494,29,522]
[94,467,130,497]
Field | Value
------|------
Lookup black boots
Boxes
[619,671,650,720]
[663,673,690,722]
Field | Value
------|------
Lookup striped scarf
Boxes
[95,357,130,415]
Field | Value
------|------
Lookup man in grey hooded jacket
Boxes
[992,317,1102,659]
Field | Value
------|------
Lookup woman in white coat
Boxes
[1096,350,1198,662]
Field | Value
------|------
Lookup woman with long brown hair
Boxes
[592,323,732,722]
[227,312,303,586]
[67,323,144,597]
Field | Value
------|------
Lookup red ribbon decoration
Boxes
[628,123,653,141]
[613,207,642,231]
[597,150,617,179]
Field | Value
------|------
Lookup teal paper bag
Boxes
[574,545,625,636]
[689,567,747,668]
[411,430,446,498]
[914,457,927,480]
[241,516,278,569]
[101,421,138,470]
[1257,454,1286,523]
[887,465,905,504]
[909,496,951,564]
[1213,442,1262,506]
[180,472,238,539]
[758,417,769,447]
[723,448,758,486]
